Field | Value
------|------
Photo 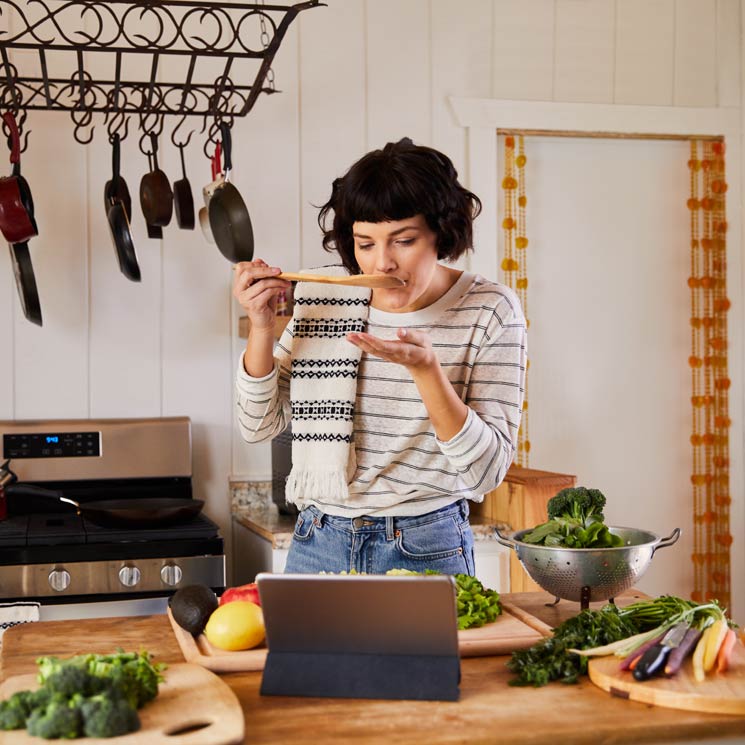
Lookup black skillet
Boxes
[8,241,42,326]
[209,122,254,262]
[140,133,173,227]
[173,143,195,230]
[104,135,141,281]
[5,483,204,528]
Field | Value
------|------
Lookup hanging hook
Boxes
[71,109,95,145]
[170,114,194,149]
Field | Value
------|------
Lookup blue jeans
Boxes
[284,500,475,576]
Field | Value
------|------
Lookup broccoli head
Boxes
[80,694,140,738]
[0,689,35,730]
[547,486,607,524]
[26,697,82,740]
[44,666,106,699]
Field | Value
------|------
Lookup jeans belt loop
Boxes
[385,515,395,541]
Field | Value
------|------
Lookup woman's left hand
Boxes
[347,328,435,373]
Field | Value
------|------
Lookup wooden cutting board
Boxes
[588,640,745,715]
[0,663,245,745]
[168,601,552,673]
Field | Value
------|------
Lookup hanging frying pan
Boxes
[0,112,38,245]
[107,197,141,282]
[199,142,222,244]
[139,133,173,227]
[4,483,204,528]
[209,123,254,262]
[104,133,132,221]
[173,143,195,230]
[8,241,42,326]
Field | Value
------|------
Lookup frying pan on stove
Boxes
[4,483,204,528]
[8,241,42,326]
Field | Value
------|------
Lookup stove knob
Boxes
[48,568,71,592]
[160,564,183,587]
[118,565,141,587]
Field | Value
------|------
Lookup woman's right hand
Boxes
[232,259,291,331]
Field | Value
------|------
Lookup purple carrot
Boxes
[618,630,667,672]
[664,627,702,677]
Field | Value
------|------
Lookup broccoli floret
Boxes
[0,689,35,730]
[87,651,164,709]
[26,697,82,740]
[547,486,607,524]
[45,666,106,699]
[80,694,140,738]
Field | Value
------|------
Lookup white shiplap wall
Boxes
[1,1,741,593]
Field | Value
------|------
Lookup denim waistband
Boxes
[303,499,469,535]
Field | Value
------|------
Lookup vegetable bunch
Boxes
[521,487,624,548]
[572,595,739,681]
[0,650,165,739]
[386,569,502,630]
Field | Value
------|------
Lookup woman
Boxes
[233,138,527,575]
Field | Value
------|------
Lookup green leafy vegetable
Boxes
[385,569,501,630]
[521,486,624,548]
[0,650,165,739]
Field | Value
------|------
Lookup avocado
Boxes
[170,584,218,635]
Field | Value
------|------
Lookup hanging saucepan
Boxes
[140,133,173,227]
[209,123,254,262]
[173,143,195,230]
[199,142,223,245]
[104,135,140,281]
[8,241,42,326]
[4,482,205,528]
[0,112,38,245]
[104,133,132,222]
[142,152,164,240]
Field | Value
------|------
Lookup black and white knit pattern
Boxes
[0,602,40,642]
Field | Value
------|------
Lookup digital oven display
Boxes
[3,431,101,459]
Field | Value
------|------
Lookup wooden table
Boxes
[2,592,744,745]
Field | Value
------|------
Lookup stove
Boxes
[0,417,225,606]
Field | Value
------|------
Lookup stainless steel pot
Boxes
[495,526,681,609]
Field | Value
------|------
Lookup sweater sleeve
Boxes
[435,286,527,493]
[235,318,294,443]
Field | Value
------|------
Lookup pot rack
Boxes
[0,0,323,150]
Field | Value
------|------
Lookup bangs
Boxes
[344,163,425,224]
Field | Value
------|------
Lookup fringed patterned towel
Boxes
[0,601,40,645]
[285,268,371,505]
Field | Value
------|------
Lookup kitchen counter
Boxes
[2,592,744,744]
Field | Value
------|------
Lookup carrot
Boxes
[629,655,640,671]
[692,626,709,682]
[665,627,702,676]
[703,619,728,672]
[618,631,667,672]
[716,629,737,673]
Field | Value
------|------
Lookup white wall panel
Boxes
[674,0,718,106]
[716,0,741,107]
[366,0,431,147]
[298,0,366,271]
[492,0,555,101]
[553,0,615,103]
[13,110,89,418]
[431,0,492,179]
[615,0,675,105]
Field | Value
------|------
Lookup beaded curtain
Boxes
[501,135,529,466]
[688,140,731,606]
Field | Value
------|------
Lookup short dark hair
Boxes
[317,138,482,274]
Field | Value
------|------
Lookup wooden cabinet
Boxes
[470,466,576,592]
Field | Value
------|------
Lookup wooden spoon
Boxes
[277,272,405,289]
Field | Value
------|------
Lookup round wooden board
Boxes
[588,641,745,716]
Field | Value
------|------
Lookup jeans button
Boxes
[353,517,363,530]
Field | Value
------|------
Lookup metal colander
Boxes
[495,526,681,609]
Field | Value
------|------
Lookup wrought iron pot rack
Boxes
[0,0,323,147]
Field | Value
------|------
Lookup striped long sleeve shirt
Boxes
[236,271,527,517]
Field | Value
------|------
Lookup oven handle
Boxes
[4,483,81,509]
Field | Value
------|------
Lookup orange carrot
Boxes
[629,655,640,671]
[716,629,737,673]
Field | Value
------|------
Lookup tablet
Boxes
[256,572,461,701]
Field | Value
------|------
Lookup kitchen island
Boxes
[2,592,743,745]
